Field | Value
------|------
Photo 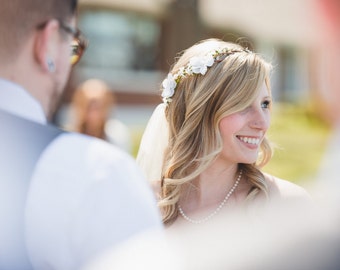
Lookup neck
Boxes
[0,36,55,120]
[9,73,51,117]
[181,164,239,210]
[178,167,243,224]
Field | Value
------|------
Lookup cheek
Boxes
[56,44,72,80]
[62,45,72,70]
[264,112,271,130]
[219,114,244,137]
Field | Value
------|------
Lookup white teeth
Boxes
[238,136,260,145]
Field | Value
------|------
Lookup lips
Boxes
[236,136,261,146]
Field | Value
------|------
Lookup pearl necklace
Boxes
[178,170,242,224]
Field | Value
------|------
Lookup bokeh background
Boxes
[56,0,339,187]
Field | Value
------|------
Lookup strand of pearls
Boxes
[178,170,242,224]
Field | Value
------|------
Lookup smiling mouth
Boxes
[237,136,260,146]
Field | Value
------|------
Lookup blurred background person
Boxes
[70,78,132,153]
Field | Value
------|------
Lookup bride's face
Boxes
[217,83,271,165]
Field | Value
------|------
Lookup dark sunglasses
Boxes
[37,19,88,65]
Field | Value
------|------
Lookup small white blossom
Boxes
[186,66,194,75]
[189,55,214,75]
[178,67,186,77]
[161,73,177,99]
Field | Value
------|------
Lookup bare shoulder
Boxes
[264,173,312,201]
[260,174,317,229]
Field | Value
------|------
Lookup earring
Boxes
[47,58,56,73]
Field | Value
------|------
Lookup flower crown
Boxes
[161,47,251,104]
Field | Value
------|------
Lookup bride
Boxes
[137,38,311,228]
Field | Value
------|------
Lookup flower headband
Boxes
[161,47,251,104]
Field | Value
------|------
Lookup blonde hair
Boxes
[159,39,273,225]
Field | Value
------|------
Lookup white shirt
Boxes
[0,79,46,124]
[0,78,163,269]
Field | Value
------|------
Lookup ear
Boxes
[34,19,60,73]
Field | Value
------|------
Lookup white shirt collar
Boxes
[0,78,47,124]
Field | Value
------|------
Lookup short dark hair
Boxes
[0,0,78,61]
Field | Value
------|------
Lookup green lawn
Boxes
[263,103,331,185]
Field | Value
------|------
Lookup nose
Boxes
[249,109,270,130]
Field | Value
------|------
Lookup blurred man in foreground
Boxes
[0,1,162,269]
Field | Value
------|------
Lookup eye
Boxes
[261,100,271,109]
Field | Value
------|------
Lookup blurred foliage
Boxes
[132,103,331,186]
[264,102,331,185]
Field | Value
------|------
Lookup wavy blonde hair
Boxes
[159,39,273,225]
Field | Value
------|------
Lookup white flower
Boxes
[189,55,214,75]
[160,50,225,104]
[178,67,186,77]
[161,73,177,99]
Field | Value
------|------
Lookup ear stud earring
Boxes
[47,58,56,73]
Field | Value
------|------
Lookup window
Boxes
[79,10,160,71]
